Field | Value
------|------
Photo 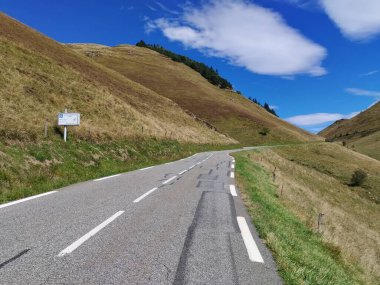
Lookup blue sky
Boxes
[1,0,379,133]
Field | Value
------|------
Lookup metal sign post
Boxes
[57,109,80,142]
[64,109,67,142]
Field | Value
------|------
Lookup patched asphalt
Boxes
[0,150,282,284]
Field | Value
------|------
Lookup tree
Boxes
[135,41,232,90]
[349,169,367,186]
[259,127,270,136]
[136,40,147,47]
[263,103,278,117]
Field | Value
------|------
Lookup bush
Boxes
[349,169,367,186]
[259,127,270,136]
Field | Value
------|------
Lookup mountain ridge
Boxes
[319,101,380,160]
[68,43,320,145]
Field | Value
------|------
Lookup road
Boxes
[0,150,282,284]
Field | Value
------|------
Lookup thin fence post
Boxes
[44,120,48,138]
[317,213,325,233]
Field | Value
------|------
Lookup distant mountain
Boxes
[319,102,380,160]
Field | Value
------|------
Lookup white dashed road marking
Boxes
[237,216,264,263]
[58,211,124,257]
[163,176,177,185]
[230,185,237,197]
[133,187,159,203]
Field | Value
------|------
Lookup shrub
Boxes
[259,127,270,136]
[350,169,367,186]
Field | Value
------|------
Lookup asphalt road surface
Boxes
[0,150,282,284]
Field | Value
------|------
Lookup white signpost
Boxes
[57,109,80,142]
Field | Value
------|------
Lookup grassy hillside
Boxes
[0,13,232,144]
[235,143,380,284]
[0,138,232,204]
[69,44,320,145]
[0,13,238,203]
[319,102,380,160]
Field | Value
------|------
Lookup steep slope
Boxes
[0,13,233,144]
[69,44,320,145]
[319,102,380,160]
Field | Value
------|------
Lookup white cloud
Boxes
[286,112,359,126]
[359,70,378,77]
[155,2,180,15]
[279,0,319,10]
[147,0,327,77]
[269,105,279,110]
[346,88,380,98]
[146,5,157,12]
[320,0,380,41]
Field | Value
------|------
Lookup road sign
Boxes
[57,113,80,126]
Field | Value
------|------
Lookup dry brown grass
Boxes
[0,13,234,144]
[320,102,380,160]
[69,44,321,145]
[249,143,380,284]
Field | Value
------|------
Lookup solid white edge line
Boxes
[163,176,177,185]
[133,187,158,203]
[179,170,187,175]
[58,211,124,257]
[230,185,237,197]
[139,166,153,171]
[237,216,264,263]
[94,174,121,182]
[230,171,235,178]
[0,191,57,210]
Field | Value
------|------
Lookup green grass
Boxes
[0,137,236,204]
[234,151,363,285]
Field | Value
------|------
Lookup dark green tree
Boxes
[136,41,232,89]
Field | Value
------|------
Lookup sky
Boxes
[1,0,379,133]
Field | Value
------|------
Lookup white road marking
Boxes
[231,164,235,169]
[139,166,153,171]
[230,185,237,197]
[163,176,177,185]
[94,174,121,181]
[133,187,158,203]
[0,191,57,210]
[58,211,124,257]
[165,162,173,165]
[237,216,264,263]
[230,171,235,178]
[179,170,187,175]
